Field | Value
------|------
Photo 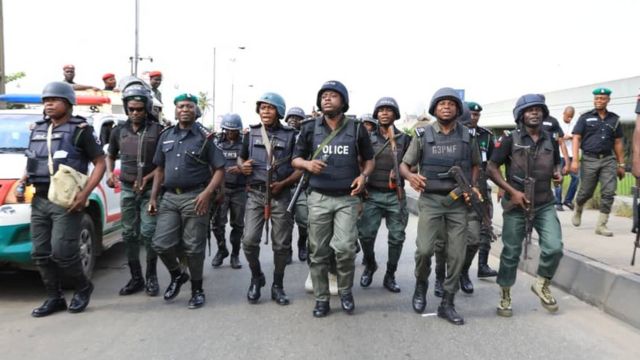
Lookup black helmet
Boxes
[122,84,153,115]
[513,94,549,123]
[221,113,243,130]
[42,81,76,105]
[373,97,400,120]
[428,87,463,117]
[316,80,349,112]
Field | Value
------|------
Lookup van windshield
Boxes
[0,114,41,153]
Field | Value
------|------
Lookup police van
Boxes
[0,94,124,278]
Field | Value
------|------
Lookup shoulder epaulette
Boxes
[160,125,175,135]
[249,123,262,129]
[415,127,425,137]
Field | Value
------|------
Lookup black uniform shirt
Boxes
[153,124,225,189]
[541,116,564,141]
[572,109,622,155]
[491,127,561,167]
[293,117,374,161]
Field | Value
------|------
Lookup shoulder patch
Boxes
[415,127,425,137]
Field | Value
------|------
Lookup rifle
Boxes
[439,165,497,240]
[264,136,274,245]
[287,153,329,214]
[386,126,404,200]
[631,178,640,266]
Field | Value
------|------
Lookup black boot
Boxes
[297,228,308,262]
[68,281,94,313]
[164,270,190,300]
[211,246,229,267]
[188,280,205,309]
[313,301,330,318]
[62,260,93,313]
[477,248,498,278]
[340,292,355,314]
[437,291,465,325]
[271,284,290,305]
[32,261,67,318]
[360,260,377,287]
[247,273,266,304]
[383,264,401,293]
[434,257,445,298]
[412,280,428,313]
[230,255,242,269]
[119,261,145,296]
[460,246,476,294]
[32,298,68,318]
[286,250,293,265]
[145,258,159,297]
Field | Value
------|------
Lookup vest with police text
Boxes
[419,123,472,192]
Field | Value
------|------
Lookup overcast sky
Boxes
[4,0,640,126]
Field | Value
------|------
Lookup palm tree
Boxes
[197,91,214,130]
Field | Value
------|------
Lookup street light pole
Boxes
[212,47,217,130]
[133,0,140,76]
[0,0,5,96]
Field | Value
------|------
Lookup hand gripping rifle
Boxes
[387,127,404,201]
[287,153,329,214]
[631,178,640,266]
[439,165,497,240]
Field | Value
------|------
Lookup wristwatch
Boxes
[361,173,369,183]
[618,163,626,168]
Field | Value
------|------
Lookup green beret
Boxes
[174,93,198,105]
[466,101,483,112]
[592,87,612,96]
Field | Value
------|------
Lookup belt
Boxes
[310,188,351,197]
[225,183,245,190]
[367,185,396,193]
[165,184,206,195]
[583,151,612,159]
[249,183,268,192]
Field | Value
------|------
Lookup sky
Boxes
[3,0,640,127]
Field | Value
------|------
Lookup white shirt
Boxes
[559,118,576,158]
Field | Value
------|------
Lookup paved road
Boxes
[2,214,640,360]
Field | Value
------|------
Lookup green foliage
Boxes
[4,71,26,84]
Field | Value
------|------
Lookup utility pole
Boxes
[133,0,140,76]
[0,0,6,96]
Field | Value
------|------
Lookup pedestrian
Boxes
[399,87,481,325]
[149,93,225,309]
[106,84,163,297]
[149,71,163,103]
[61,64,99,91]
[358,97,410,293]
[238,92,300,306]
[292,80,374,317]
[486,93,564,317]
[632,94,640,178]
[102,73,118,91]
[555,106,579,211]
[570,87,626,236]
[210,113,246,270]
[25,82,106,317]
[284,106,309,263]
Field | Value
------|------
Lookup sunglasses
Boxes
[128,107,146,113]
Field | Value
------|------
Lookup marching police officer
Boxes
[285,106,309,263]
[292,80,374,317]
[487,94,564,317]
[106,85,163,296]
[571,87,626,236]
[239,93,300,306]
[400,87,481,325]
[358,97,410,293]
[211,113,246,269]
[25,82,106,316]
[149,93,225,309]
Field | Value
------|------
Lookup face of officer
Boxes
[63,67,75,82]
[376,107,396,128]
[175,100,197,126]
[320,90,343,117]
[286,115,303,130]
[563,107,575,123]
[150,76,162,90]
[470,111,481,128]
[104,77,117,89]
[258,102,279,128]
[43,97,72,120]
[363,122,375,134]
[594,95,610,111]
[226,129,240,141]
[126,99,147,125]
[522,106,544,128]
[435,99,458,123]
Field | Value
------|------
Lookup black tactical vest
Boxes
[419,123,472,192]
[247,124,295,184]
[507,129,556,206]
[118,120,162,184]
[216,134,246,187]
[369,127,409,189]
[26,116,89,184]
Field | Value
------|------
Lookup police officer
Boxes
[632,94,640,178]
[211,113,246,269]
[149,71,163,103]
[239,92,300,306]
[487,94,564,317]
[285,106,309,263]
[106,85,163,296]
[149,93,225,309]
[358,97,410,293]
[25,82,106,317]
[571,87,625,236]
[361,113,377,135]
[292,80,374,317]
[400,87,481,325]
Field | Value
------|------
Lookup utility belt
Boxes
[367,184,396,193]
[583,151,613,159]
[249,183,268,192]
[164,183,206,195]
[310,188,351,197]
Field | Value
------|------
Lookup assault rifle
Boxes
[387,127,404,201]
[264,137,275,245]
[631,178,640,266]
[287,154,329,213]
[439,165,496,240]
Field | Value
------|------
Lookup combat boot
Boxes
[571,204,583,227]
[119,261,145,296]
[32,298,68,318]
[497,287,513,317]
[360,261,377,288]
[188,280,205,309]
[164,270,190,300]
[247,273,266,304]
[383,263,401,293]
[340,292,355,314]
[412,280,428,313]
[271,284,290,305]
[211,246,229,267]
[531,276,559,313]
[313,301,330,318]
[32,261,67,318]
[437,291,464,325]
[459,247,476,294]
[477,248,498,278]
[230,255,242,269]
[434,259,445,298]
[145,258,160,296]
[595,212,614,237]
[297,229,308,262]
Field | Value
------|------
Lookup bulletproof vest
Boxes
[419,123,472,192]
[369,128,408,188]
[118,120,162,183]
[247,124,295,184]
[308,118,360,191]
[217,134,246,186]
[507,129,555,205]
[26,116,90,184]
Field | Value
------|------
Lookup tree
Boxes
[4,71,25,84]
[197,91,214,129]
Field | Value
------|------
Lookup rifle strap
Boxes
[311,117,350,160]
[259,124,273,158]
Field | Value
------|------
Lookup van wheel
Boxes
[79,213,98,279]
